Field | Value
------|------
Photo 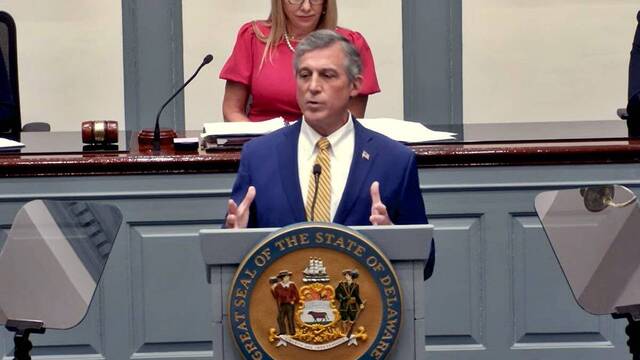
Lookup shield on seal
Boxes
[299,257,335,326]
[301,299,334,325]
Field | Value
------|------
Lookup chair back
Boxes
[0,11,20,135]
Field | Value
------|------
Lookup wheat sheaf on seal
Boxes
[228,223,403,360]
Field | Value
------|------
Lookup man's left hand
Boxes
[369,181,393,225]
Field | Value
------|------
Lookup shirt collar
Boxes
[300,112,354,158]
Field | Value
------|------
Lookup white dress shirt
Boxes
[298,115,355,221]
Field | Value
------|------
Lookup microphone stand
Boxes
[309,164,322,221]
[5,319,46,360]
[138,54,213,151]
[613,305,640,360]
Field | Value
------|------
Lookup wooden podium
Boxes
[200,224,433,360]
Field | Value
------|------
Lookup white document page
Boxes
[202,117,456,144]
[359,118,456,143]
[0,137,25,150]
[202,117,289,137]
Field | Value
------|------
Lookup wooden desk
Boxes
[1,122,639,176]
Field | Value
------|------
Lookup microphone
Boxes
[139,54,214,150]
[309,164,322,221]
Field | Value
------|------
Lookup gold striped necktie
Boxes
[306,137,331,222]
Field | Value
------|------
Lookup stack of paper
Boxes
[201,117,456,148]
[202,117,289,137]
[201,117,291,150]
[358,118,456,143]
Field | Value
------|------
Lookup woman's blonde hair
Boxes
[253,0,338,68]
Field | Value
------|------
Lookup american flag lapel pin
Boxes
[362,150,370,160]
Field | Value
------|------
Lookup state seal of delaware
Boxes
[228,223,403,360]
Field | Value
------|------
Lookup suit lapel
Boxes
[276,121,307,223]
[334,119,376,223]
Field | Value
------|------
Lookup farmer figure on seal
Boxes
[271,270,299,335]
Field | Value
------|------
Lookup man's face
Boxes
[296,43,362,136]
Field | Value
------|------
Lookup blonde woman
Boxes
[220,0,379,122]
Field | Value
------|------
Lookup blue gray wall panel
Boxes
[1,165,639,359]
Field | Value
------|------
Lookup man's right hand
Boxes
[369,181,393,225]
[225,186,256,229]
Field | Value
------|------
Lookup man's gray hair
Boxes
[294,29,362,83]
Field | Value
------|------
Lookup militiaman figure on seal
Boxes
[336,269,365,337]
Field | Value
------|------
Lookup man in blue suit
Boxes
[224,30,427,231]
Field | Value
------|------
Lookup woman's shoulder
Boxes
[236,20,272,39]
[335,26,368,44]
